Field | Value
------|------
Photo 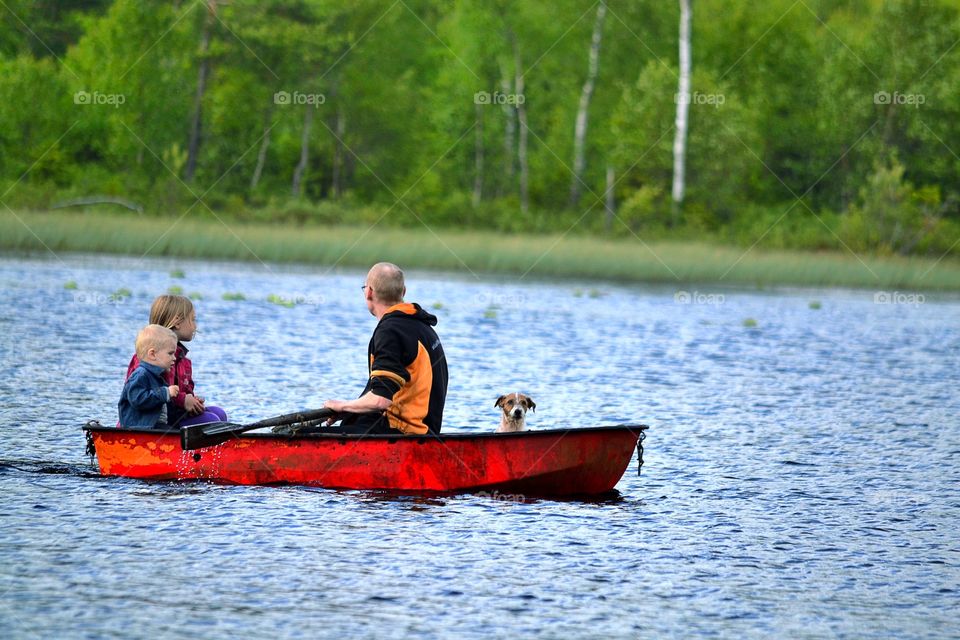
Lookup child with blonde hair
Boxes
[124,295,227,427]
[118,325,180,428]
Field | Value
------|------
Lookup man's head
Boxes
[364,262,405,316]
[136,324,178,371]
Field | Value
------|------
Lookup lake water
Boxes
[1,254,958,639]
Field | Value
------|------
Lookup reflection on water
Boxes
[1,254,959,639]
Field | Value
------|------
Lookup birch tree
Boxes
[498,68,515,198]
[473,100,484,207]
[604,164,615,232]
[228,0,289,193]
[512,36,529,216]
[291,105,313,197]
[330,98,346,199]
[671,0,691,222]
[570,0,607,207]
[249,103,272,191]
[185,0,217,181]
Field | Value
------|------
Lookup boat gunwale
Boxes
[82,423,648,443]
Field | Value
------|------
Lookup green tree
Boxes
[62,0,193,191]
[0,55,72,200]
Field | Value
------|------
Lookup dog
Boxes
[495,393,536,433]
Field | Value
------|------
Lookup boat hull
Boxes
[83,425,645,496]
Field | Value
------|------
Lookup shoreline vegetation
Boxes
[2,210,958,291]
[3,2,959,297]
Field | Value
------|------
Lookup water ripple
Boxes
[0,255,958,638]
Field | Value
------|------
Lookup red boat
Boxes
[82,423,647,496]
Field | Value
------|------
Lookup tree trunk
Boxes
[604,164,615,233]
[839,151,851,212]
[136,77,145,166]
[671,0,691,224]
[331,103,346,199]
[249,103,273,191]
[570,0,607,207]
[185,0,216,181]
[498,69,514,198]
[292,105,314,197]
[513,41,529,216]
[473,100,484,208]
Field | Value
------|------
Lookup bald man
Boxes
[324,263,448,435]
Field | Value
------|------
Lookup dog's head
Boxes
[495,393,536,422]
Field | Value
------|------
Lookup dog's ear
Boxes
[495,395,506,408]
[524,396,536,412]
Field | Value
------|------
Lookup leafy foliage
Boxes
[0,0,957,257]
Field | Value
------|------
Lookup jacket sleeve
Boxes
[367,324,410,400]
[125,371,169,410]
[170,353,195,409]
[171,357,187,409]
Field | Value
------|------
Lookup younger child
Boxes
[118,325,180,428]
[125,294,227,427]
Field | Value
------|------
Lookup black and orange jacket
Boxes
[363,303,448,435]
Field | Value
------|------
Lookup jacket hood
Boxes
[381,302,438,326]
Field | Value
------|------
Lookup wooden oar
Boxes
[180,408,336,451]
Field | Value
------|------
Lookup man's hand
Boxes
[323,399,347,412]
[322,400,346,425]
[168,385,179,399]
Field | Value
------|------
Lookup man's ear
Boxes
[495,395,506,408]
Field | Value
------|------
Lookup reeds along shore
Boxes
[2,210,959,290]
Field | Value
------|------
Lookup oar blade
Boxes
[179,408,336,451]
[180,421,246,451]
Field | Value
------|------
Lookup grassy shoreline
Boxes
[2,210,958,290]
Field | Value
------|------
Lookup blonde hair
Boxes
[135,324,177,359]
[368,262,405,304]
[149,295,194,331]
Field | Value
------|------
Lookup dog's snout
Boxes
[511,408,523,417]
